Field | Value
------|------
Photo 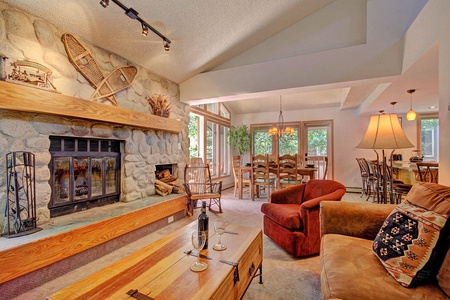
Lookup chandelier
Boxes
[268,96,295,136]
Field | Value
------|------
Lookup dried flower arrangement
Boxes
[146,93,171,118]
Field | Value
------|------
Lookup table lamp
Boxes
[356,113,414,203]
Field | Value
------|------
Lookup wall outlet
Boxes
[168,216,174,223]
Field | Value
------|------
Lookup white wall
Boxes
[402,0,450,185]
[233,106,418,188]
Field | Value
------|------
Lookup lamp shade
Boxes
[356,113,414,149]
[406,109,416,121]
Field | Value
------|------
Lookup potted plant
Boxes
[227,124,251,157]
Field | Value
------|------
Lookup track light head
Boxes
[99,0,109,8]
[125,7,138,19]
[163,40,171,51]
[141,23,148,36]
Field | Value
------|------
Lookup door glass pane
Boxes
[91,158,103,197]
[307,127,328,155]
[420,117,439,161]
[279,128,299,155]
[253,129,272,155]
[106,158,117,194]
[207,121,219,176]
[74,157,88,200]
[53,157,71,204]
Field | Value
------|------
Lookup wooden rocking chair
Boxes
[183,164,223,216]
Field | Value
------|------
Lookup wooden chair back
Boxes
[232,155,251,197]
[251,154,275,200]
[307,155,328,179]
[278,154,298,188]
[183,164,222,215]
[416,162,439,183]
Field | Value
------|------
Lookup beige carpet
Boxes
[8,187,362,300]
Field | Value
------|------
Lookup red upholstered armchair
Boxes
[261,179,346,257]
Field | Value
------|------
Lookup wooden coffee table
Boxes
[48,221,263,299]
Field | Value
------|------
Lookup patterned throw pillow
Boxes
[373,200,449,287]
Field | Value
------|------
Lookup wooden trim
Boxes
[0,195,187,284]
[0,81,182,133]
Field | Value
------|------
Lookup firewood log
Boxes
[172,185,184,194]
[160,176,176,183]
[155,179,173,194]
[167,178,180,186]
[156,187,170,196]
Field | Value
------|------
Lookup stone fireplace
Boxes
[0,3,189,235]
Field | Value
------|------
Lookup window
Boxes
[220,126,231,176]
[189,104,231,179]
[189,114,200,158]
[220,105,230,118]
[419,115,439,161]
[207,103,219,114]
[250,120,333,178]
[252,126,273,155]
[207,121,219,176]
[279,127,299,155]
[305,125,328,156]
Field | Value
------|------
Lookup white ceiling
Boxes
[1,0,437,116]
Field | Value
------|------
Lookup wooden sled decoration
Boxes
[62,33,137,106]
[6,59,60,93]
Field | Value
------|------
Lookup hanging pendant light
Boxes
[406,89,416,121]
[268,96,295,136]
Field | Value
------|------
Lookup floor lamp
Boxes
[356,113,414,203]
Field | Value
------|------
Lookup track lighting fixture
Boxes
[99,0,109,8]
[141,23,148,36]
[100,0,171,51]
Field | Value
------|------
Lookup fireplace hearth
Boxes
[48,136,122,217]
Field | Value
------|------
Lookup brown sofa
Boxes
[261,179,346,257]
[320,182,450,300]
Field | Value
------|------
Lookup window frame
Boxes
[189,104,231,179]
[416,113,439,162]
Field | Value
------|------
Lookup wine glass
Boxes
[190,231,207,272]
[213,219,228,251]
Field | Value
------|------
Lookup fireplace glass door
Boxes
[49,136,121,216]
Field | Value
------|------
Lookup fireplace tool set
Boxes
[3,151,41,238]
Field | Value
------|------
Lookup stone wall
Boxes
[0,3,190,233]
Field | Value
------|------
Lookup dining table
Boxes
[237,164,318,199]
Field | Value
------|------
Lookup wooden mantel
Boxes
[0,81,182,133]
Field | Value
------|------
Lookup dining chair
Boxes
[278,154,299,189]
[232,155,252,197]
[416,162,439,183]
[251,154,276,200]
[306,155,328,180]
[355,158,376,199]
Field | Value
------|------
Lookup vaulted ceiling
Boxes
[1,0,435,116]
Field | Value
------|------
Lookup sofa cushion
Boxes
[373,200,449,287]
[260,203,302,229]
[372,182,450,288]
[321,234,449,299]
